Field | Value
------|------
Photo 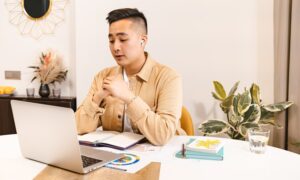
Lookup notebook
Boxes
[175,138,224,161]
[78,130,145,150]
[186,138,224,153]
[175,147,224,161]
[10,100,123,174]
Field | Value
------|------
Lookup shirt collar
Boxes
[116,52,155,82]
[136,52,155,82]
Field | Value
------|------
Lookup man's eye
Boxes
[109,40,114,43]
[120,39,127,42]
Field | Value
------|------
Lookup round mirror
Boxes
[5,0,68,39]
[23,0,51,19]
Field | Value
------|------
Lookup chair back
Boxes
[180,106,194,136]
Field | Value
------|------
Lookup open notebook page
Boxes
[101,132,145,149]
[78,131,119,143]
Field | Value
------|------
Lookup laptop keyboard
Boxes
[81,155,102,168]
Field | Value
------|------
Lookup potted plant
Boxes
[198,81,293,140]
[29,50,68,97]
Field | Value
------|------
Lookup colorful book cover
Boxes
[186,138,224,153]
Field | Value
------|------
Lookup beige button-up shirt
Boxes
[75,54,186,145]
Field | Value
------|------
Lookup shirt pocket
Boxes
[102,97,124,132]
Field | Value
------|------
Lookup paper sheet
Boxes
[129,143,162,152]
[105,153,150,173]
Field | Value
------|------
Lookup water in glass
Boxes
[249,135,269,154]
[248,127,270,154]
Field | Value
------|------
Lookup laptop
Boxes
[10,100,123,174]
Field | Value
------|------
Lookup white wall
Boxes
[75,0,274,134]
[0,0,273,134]
[0,0,76,96]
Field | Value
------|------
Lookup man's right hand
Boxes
[92,89,110,106]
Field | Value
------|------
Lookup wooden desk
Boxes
[0,95,76,135]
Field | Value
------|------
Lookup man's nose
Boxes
[113,41,121,53]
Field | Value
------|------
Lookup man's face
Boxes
[108,19,145,67]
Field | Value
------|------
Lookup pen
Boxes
[105,165,127,171]
[182,143,186,158]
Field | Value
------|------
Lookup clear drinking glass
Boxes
[26,88,35,97]
[52,88,61,98]
[247,127,270,154]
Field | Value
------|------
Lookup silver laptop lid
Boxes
[11,100,87,173]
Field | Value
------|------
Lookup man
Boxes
[75,8,185,145]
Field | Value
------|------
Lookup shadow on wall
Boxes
[192,101,216,135]
[194,101,218,121]
[193,101,227,137]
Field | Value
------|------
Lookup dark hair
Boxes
[106,8,148,34]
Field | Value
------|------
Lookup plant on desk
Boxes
[198,81,293,140]
[29,50,68,97]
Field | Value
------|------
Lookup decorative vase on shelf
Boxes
[39,84,50,97]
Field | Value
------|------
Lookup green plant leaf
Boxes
[212,92,225,101]
[243,104,261,123]
[228,106,243,126]
[212,81,226,100]
[259,118,282,128]
[237,90,252,115]
[199,120,230,135]
[220,95,234,113]
[260,107,274,120]
[232,95,240,115]
[250,83,261,104]
[259,108,281,128]
[263,101,293,112]
[228,81,240,97]
[238,123,259,137]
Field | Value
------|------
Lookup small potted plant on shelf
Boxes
[29,50,68,97]
[198,81,293,140]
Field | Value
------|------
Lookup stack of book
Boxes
[175,138,224,161]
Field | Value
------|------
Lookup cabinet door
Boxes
[0,99,16,135]
[0,97,76,135]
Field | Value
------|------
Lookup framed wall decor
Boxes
[5,0,69,39]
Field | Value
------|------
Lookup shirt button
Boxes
[118,114,122,119]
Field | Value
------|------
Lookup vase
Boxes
[39,84,50,97]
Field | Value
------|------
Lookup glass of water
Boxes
[247,127,270,154]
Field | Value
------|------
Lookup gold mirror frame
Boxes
[5,0,69,39]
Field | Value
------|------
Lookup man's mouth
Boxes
[115,55,125,59]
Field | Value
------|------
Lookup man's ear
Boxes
[140,35,148,46]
